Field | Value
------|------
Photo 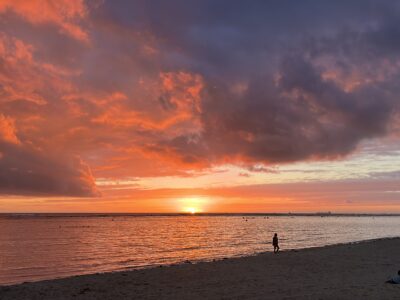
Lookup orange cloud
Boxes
[160,71,203,113]
[0,114,20,144]
[0,33,74,107]
[0,0,89,42]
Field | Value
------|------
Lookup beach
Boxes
[1,238,399,299]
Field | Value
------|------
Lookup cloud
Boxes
[0,115,99,196]
[0,114,20,144]
[238,172,250,177]
[137,1,400,167]
[369,170,400,179]
[245,165,279,173]
[0,0,89,42]
[0,0,400,183]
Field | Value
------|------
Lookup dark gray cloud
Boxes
[0,113,98,197]
[108,0,400,165]
[0,140,99,197]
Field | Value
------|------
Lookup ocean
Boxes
[1,214,400,285]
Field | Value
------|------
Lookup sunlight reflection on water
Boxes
[1,215,400,285]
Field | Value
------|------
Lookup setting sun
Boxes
[185,207,197,214]
[178,197,209,214]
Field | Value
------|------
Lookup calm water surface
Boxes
[1,215,400,285]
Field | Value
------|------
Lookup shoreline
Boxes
[1,237,399,287]
[1,237,400,299]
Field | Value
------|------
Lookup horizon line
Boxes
[1,212,400,217]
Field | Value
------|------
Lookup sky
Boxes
[0,0,399,213]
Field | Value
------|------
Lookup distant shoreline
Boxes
[1,237,399,299]
[2,212,400,218]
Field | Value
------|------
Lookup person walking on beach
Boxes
[273,233,280,253]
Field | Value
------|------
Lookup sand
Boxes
[1,238,399,299]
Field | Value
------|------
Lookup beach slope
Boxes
[1,238,399,299]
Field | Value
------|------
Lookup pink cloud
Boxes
[0,0,89,42]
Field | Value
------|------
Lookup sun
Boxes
[185,207,197,214]
[178,197,208,214]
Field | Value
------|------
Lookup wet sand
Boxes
[1,238,399,299]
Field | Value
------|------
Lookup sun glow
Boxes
[185,207,197,214]
[178,197,208,214]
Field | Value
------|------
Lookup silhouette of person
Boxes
[273,233,280,253]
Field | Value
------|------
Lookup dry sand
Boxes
[1,238,399,299]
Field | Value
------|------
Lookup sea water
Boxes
[1,214,400,285]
